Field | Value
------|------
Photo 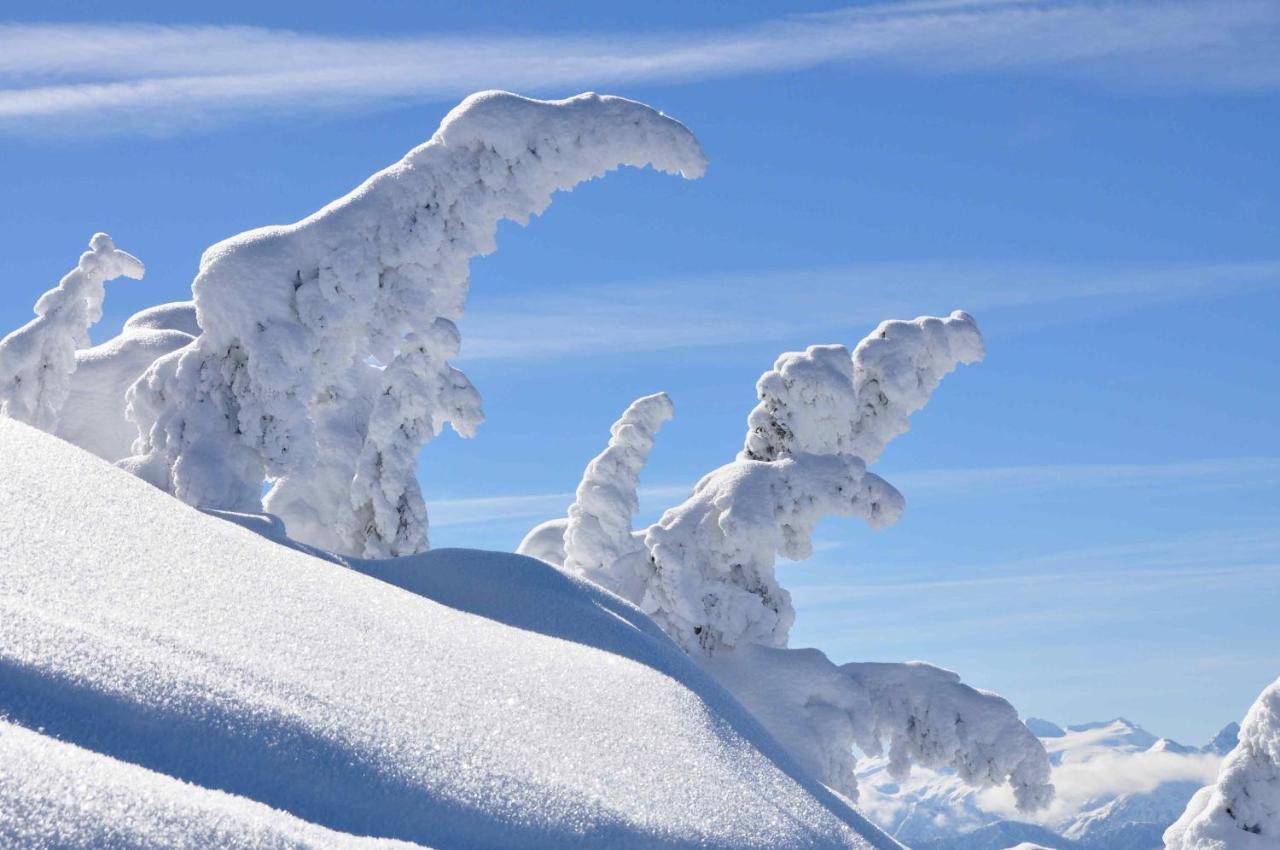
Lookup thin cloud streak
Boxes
[428,484,690,528]
[2,0,1279,134]
[459,259,1280,360]
[429,457,1280,529]
[889,457,1280,500]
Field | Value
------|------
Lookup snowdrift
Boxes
[0,418,900,850]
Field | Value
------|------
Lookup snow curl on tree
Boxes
[0,234,144,431]
[123,91,706,554]
[561,392,674,598]
[1165,676,1280,850]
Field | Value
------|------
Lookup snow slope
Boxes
[0,418,900,850]
[0,719,419,850]
[855,718,1226,850]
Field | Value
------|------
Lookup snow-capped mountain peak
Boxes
[1060,717,1158,751]
[1203,721,1241,755]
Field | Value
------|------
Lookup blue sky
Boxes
[2,0,1277,743]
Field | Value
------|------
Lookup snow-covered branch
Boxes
[642,452,904,653]
[1165,676,1280,849]
[743,310,984,463]
[841,660,1053,811]
[0,233,144,431]
[561,392,673,598]
[702,646,1053,810]
[124,91,705,522]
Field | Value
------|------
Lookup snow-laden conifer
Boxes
[643,312,981,654]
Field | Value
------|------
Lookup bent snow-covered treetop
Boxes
[124,91,706,525]
[0,234,144,431]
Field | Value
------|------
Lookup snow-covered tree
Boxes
[742,310,984,463]
[0,233,144,431]
[1165,676,1280,850]
[642,451,904,653]
[122,91,706,548]
[643,311,983,655]
[517,310,1051,809]
[560,392,673,598]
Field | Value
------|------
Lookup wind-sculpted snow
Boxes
[0,418,898,850]
[0,233,144,431]
[644,452,904,653]
[743,311,984,463]
[562,392,674,599]
[1165,677,1280,850]
[126,91,706,533]
[702,646,1052,810]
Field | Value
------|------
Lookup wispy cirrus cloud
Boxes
[460,259,1280,360]
[2,0,1279,135]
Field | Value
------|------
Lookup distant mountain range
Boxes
[855,717,1239,850]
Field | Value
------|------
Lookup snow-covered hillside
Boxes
[856,717,1230,850]
[0,417,899,850]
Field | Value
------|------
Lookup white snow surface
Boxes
[1164,677,1280,850]
[125,91,705,518]
[562,391,674,599]
[0,233,144,431]
[0,418,899,850]
[0,720,420,850]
